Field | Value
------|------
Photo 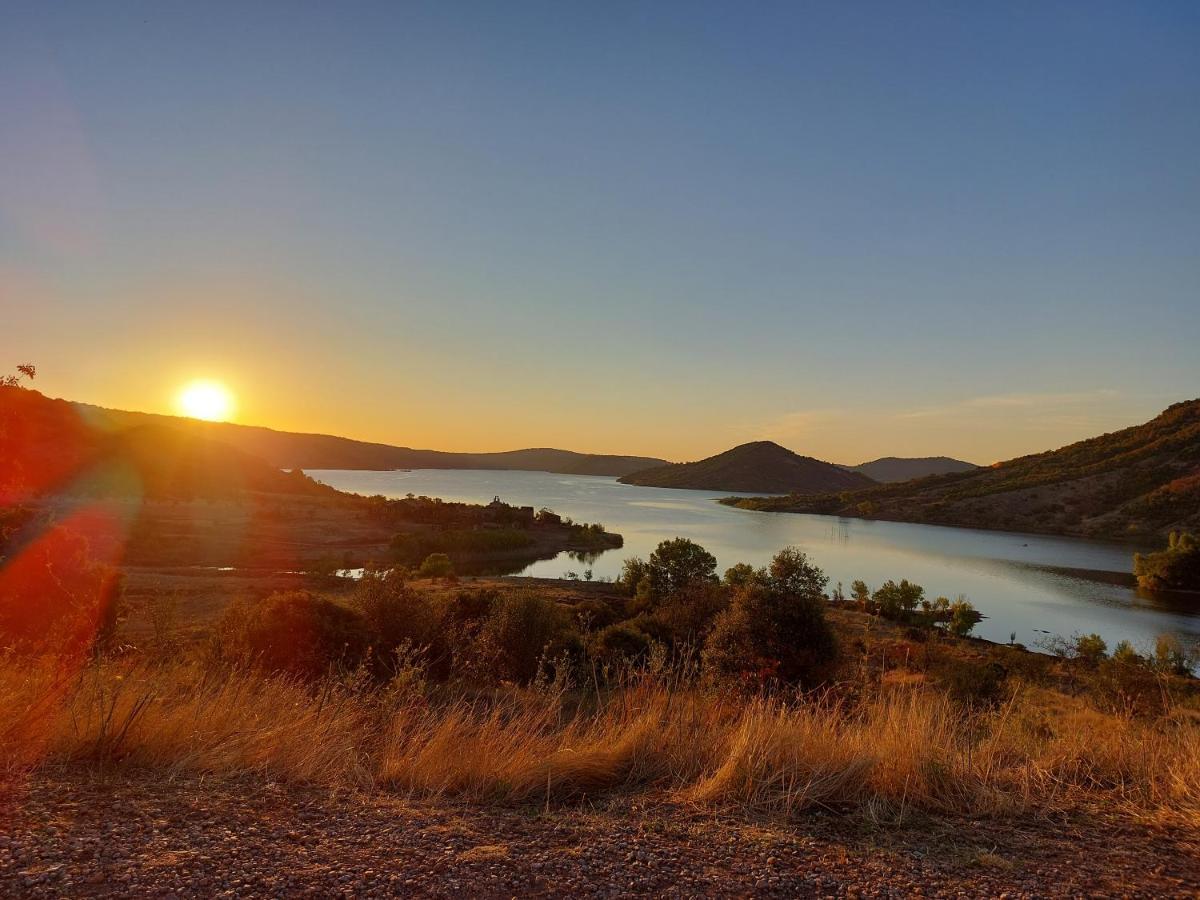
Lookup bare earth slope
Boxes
[619,441,874,493]
[842,455,978,483]
[72,402,666,477]
[730,399,1200,540]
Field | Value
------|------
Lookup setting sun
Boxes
[175,380,235,421]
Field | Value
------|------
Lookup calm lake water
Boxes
[312,469,1199,653]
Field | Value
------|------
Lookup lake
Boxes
[312,468,1199,653]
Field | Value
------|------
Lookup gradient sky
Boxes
[4,2,1198,464]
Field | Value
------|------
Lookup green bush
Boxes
[218,590,368,678]
[703,548,837,685]
[477,593,573,683]
[872,579,924,620]
[1074,633,1108,665]
[648,578,729,644]
[940,659,1008,707]
[572,598,621,631]
[1152,633,1194,676]
[590,622,654,665]
[645,538,718,600]
[418,553,455,579]
[353,570,444,675]
[946,597,978,637]
[1134,531,1200,591]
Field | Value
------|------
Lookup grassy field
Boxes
[5,591,1198,829]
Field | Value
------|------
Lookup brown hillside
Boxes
[729,399,1200,539]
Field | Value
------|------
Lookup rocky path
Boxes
[1,772,1195,897]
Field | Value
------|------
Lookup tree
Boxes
[647,538,718,596]
[477,593,571,683]
[946,597,977,637]
[871,579,924,620]
[1134,532,1200,592]
[764,546,827,599]
[218,590,369,678]
[850,579,871,608]
[1074,633,1108,665]
[418,553,454,579]
[703,547,837,685]
[723,562,757,589]
[618,556,652,596]
[0,365,35,388]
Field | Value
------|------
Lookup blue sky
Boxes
[3,2,1198,462]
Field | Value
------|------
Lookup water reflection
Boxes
[311,468,1199,652]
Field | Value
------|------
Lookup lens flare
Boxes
[175,380,234,421]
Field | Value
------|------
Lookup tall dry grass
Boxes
[3,655,1198,825]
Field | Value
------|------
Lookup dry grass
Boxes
[2,654,1198,826]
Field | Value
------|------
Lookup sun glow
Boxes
[175,380,235,421]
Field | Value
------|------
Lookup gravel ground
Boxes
[1,772,1196,898]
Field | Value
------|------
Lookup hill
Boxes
[618,441,875,493]
[73,403,666,477]
[841,456,979,483]
[728,399,1200,539]
[1,387,334,501]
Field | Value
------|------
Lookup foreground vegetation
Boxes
[4,533,1199,829]
[4,642,1199,827]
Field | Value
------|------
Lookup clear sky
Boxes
[4,2,1198,464]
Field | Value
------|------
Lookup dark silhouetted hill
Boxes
[1,387,335,501]
[618,442,875,493]
[729,400,1200,540]
[841,456,978,483]
[72,404,666,477]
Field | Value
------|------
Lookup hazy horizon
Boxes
[5,2,1198,462]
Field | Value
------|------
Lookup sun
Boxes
[175,380,235,421]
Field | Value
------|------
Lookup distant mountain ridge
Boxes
[619,441,874,493]
[728,399,1200,540]
[2,388,335,500]
[840,456,979,483]
[71,403,667,477]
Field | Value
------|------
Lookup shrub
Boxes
[477,593,573,683]
[946,597,978,637]
[1134,531,1200,591]
[1091,657,1168,717]
[1152,633,1193,676]
[645,538,718,599]
[571,598,621,631]
[649,578,729,644]
[872,579,924,620]
[617,556,652,596]
[445,588,498,626]
[590,622,654,666]
[0,524,124,658]
[723,563,757,588]
[1112,640,1141,665]
[418,553,454,579]
[353,570,444,675]
[850,579,871,608]
[1074,633,1108,666]
[940,659,1008,707]
[218,591,369,678]
[703,548,837,685]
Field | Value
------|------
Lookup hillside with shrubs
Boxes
[728,398,1200,540]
